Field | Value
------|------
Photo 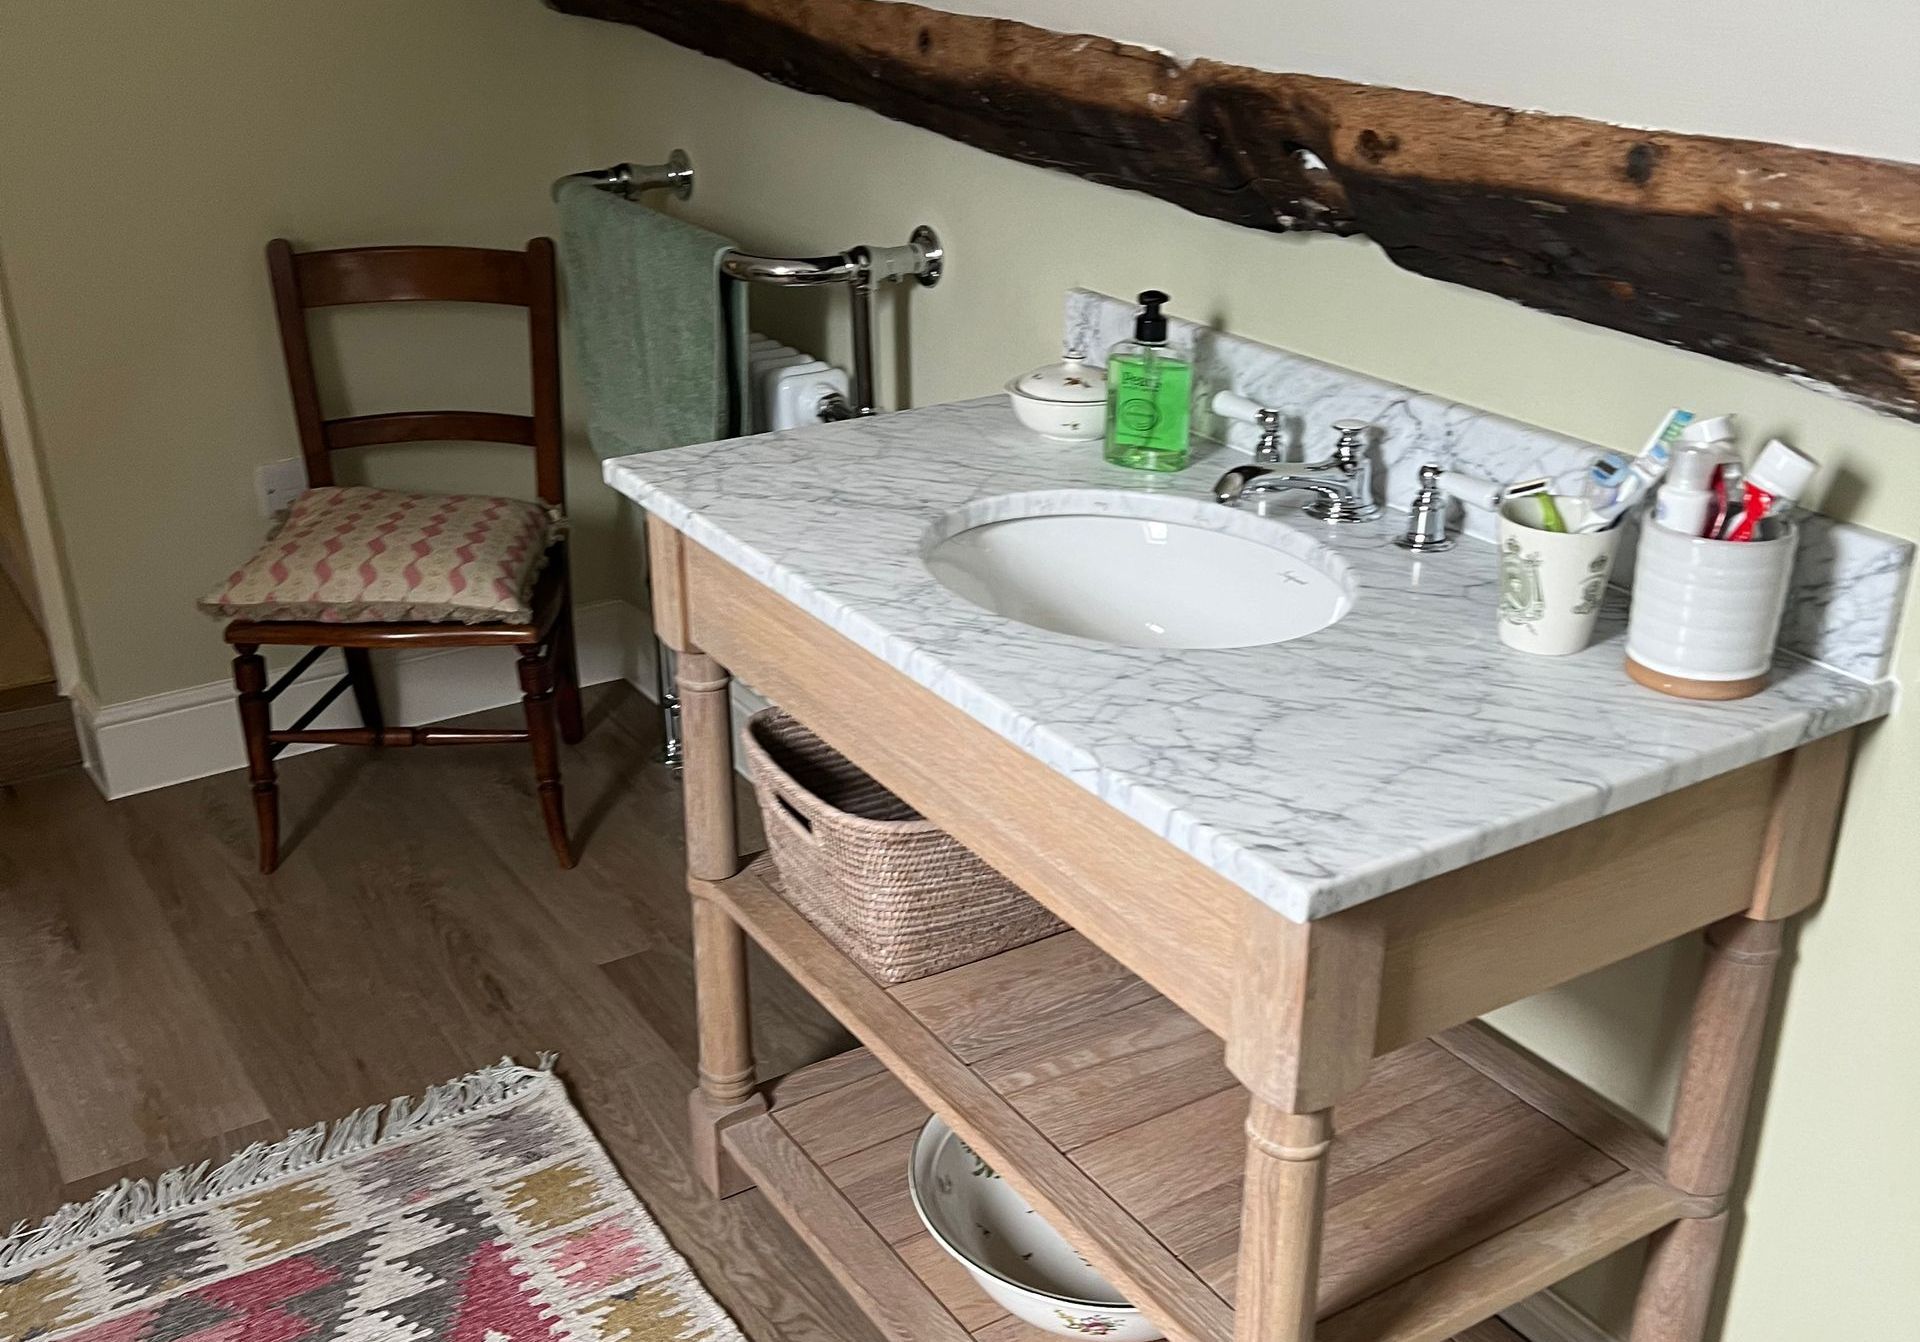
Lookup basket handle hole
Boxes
[772,790,818,843]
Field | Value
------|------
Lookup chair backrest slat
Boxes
[293,246,532,307]
[265,238,563,507]
[323,412,537,452]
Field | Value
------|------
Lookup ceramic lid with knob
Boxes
[1009,348,1106,404]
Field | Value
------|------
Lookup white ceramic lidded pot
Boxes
[1006,349,1108,442]
[907,1116,1163,1340]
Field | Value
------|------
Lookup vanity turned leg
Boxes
[679,652,738,880]
[1632,1214,1731,1342]
[1629,915,1786,1342]
[1237,1105,1334,1342]
[679,649,766,1199]
[689,894,764,1198]
[1225,907,1384,1342]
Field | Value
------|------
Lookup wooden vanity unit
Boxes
[649,519,1853,1342]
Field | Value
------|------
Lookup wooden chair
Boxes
[220,239,582,874]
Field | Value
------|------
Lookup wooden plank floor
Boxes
[0,683,79,787]
[0,681,1526,1342]
[0,684,876,1342]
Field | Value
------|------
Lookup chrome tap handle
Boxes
[1331,419,1370,468]
[1299,420,1372,471]
[1211,390,1286,464]
[1251,408,1285,464]
[1394,462,1455,552]
[1212,389,1266,422]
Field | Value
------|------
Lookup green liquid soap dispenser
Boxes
[1104,290,1192,472]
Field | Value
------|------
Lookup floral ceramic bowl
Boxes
[1005,349,1108,442]
[906,1115,1163,1340]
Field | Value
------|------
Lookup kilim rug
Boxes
[0,1058,744,1342]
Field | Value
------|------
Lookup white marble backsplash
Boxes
[1065,289,1912,682]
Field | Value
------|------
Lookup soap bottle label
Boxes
[1105,351,1192,471]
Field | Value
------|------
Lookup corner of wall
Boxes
[0,263,85,696]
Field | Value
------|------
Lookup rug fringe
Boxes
[0,1053,557,1276]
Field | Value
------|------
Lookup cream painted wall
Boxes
[0,1,1914,1335]
[939,0,1920,162]
[0,0,670,705]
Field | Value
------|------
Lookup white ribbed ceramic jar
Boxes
[1627,519,1797,683]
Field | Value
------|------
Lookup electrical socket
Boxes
[254,458,308,518]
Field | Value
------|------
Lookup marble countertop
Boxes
[604,397,1894,922]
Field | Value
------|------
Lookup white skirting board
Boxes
[1503,1290,1617,1342]
[72,600,649,800]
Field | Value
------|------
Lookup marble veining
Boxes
[604,395,1894,923]
[1065,289,1913,682]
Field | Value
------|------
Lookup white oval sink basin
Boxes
[923,494,1353,649]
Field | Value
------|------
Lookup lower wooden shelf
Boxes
[705,856,1694,1342]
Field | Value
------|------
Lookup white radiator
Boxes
[746,334,852,432]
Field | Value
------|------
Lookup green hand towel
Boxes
[556,180,747,457]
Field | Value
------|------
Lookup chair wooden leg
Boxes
[518,643,574,868]
[342,648,383,734]
[231,645,280,874]
[554,601,585,745]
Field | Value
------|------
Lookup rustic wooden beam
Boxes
[550,0,1920,422]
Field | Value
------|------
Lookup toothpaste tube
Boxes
[1724,439,1817,541]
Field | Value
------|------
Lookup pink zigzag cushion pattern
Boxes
[201,486,560,625]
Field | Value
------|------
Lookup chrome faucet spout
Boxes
[1213,466,1362,522]
[1214,464,1267,506]
[1216,419,1382,522]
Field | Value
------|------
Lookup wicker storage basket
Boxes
[741,708,1065,984]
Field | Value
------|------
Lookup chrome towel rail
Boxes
[553,149,695,202]
[723,226,943,419]
[558,148,943,418]
[560,149,944,770]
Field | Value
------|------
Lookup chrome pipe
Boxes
[847,275,879,416]
[717,225,942,291]
[552,148,694,202]
[555,151,943,415]
[653,641,683,771]
[718,251,861,286]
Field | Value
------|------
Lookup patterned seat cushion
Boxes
[201,485,560,625]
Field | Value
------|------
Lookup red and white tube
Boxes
[1724,439,1817,542]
